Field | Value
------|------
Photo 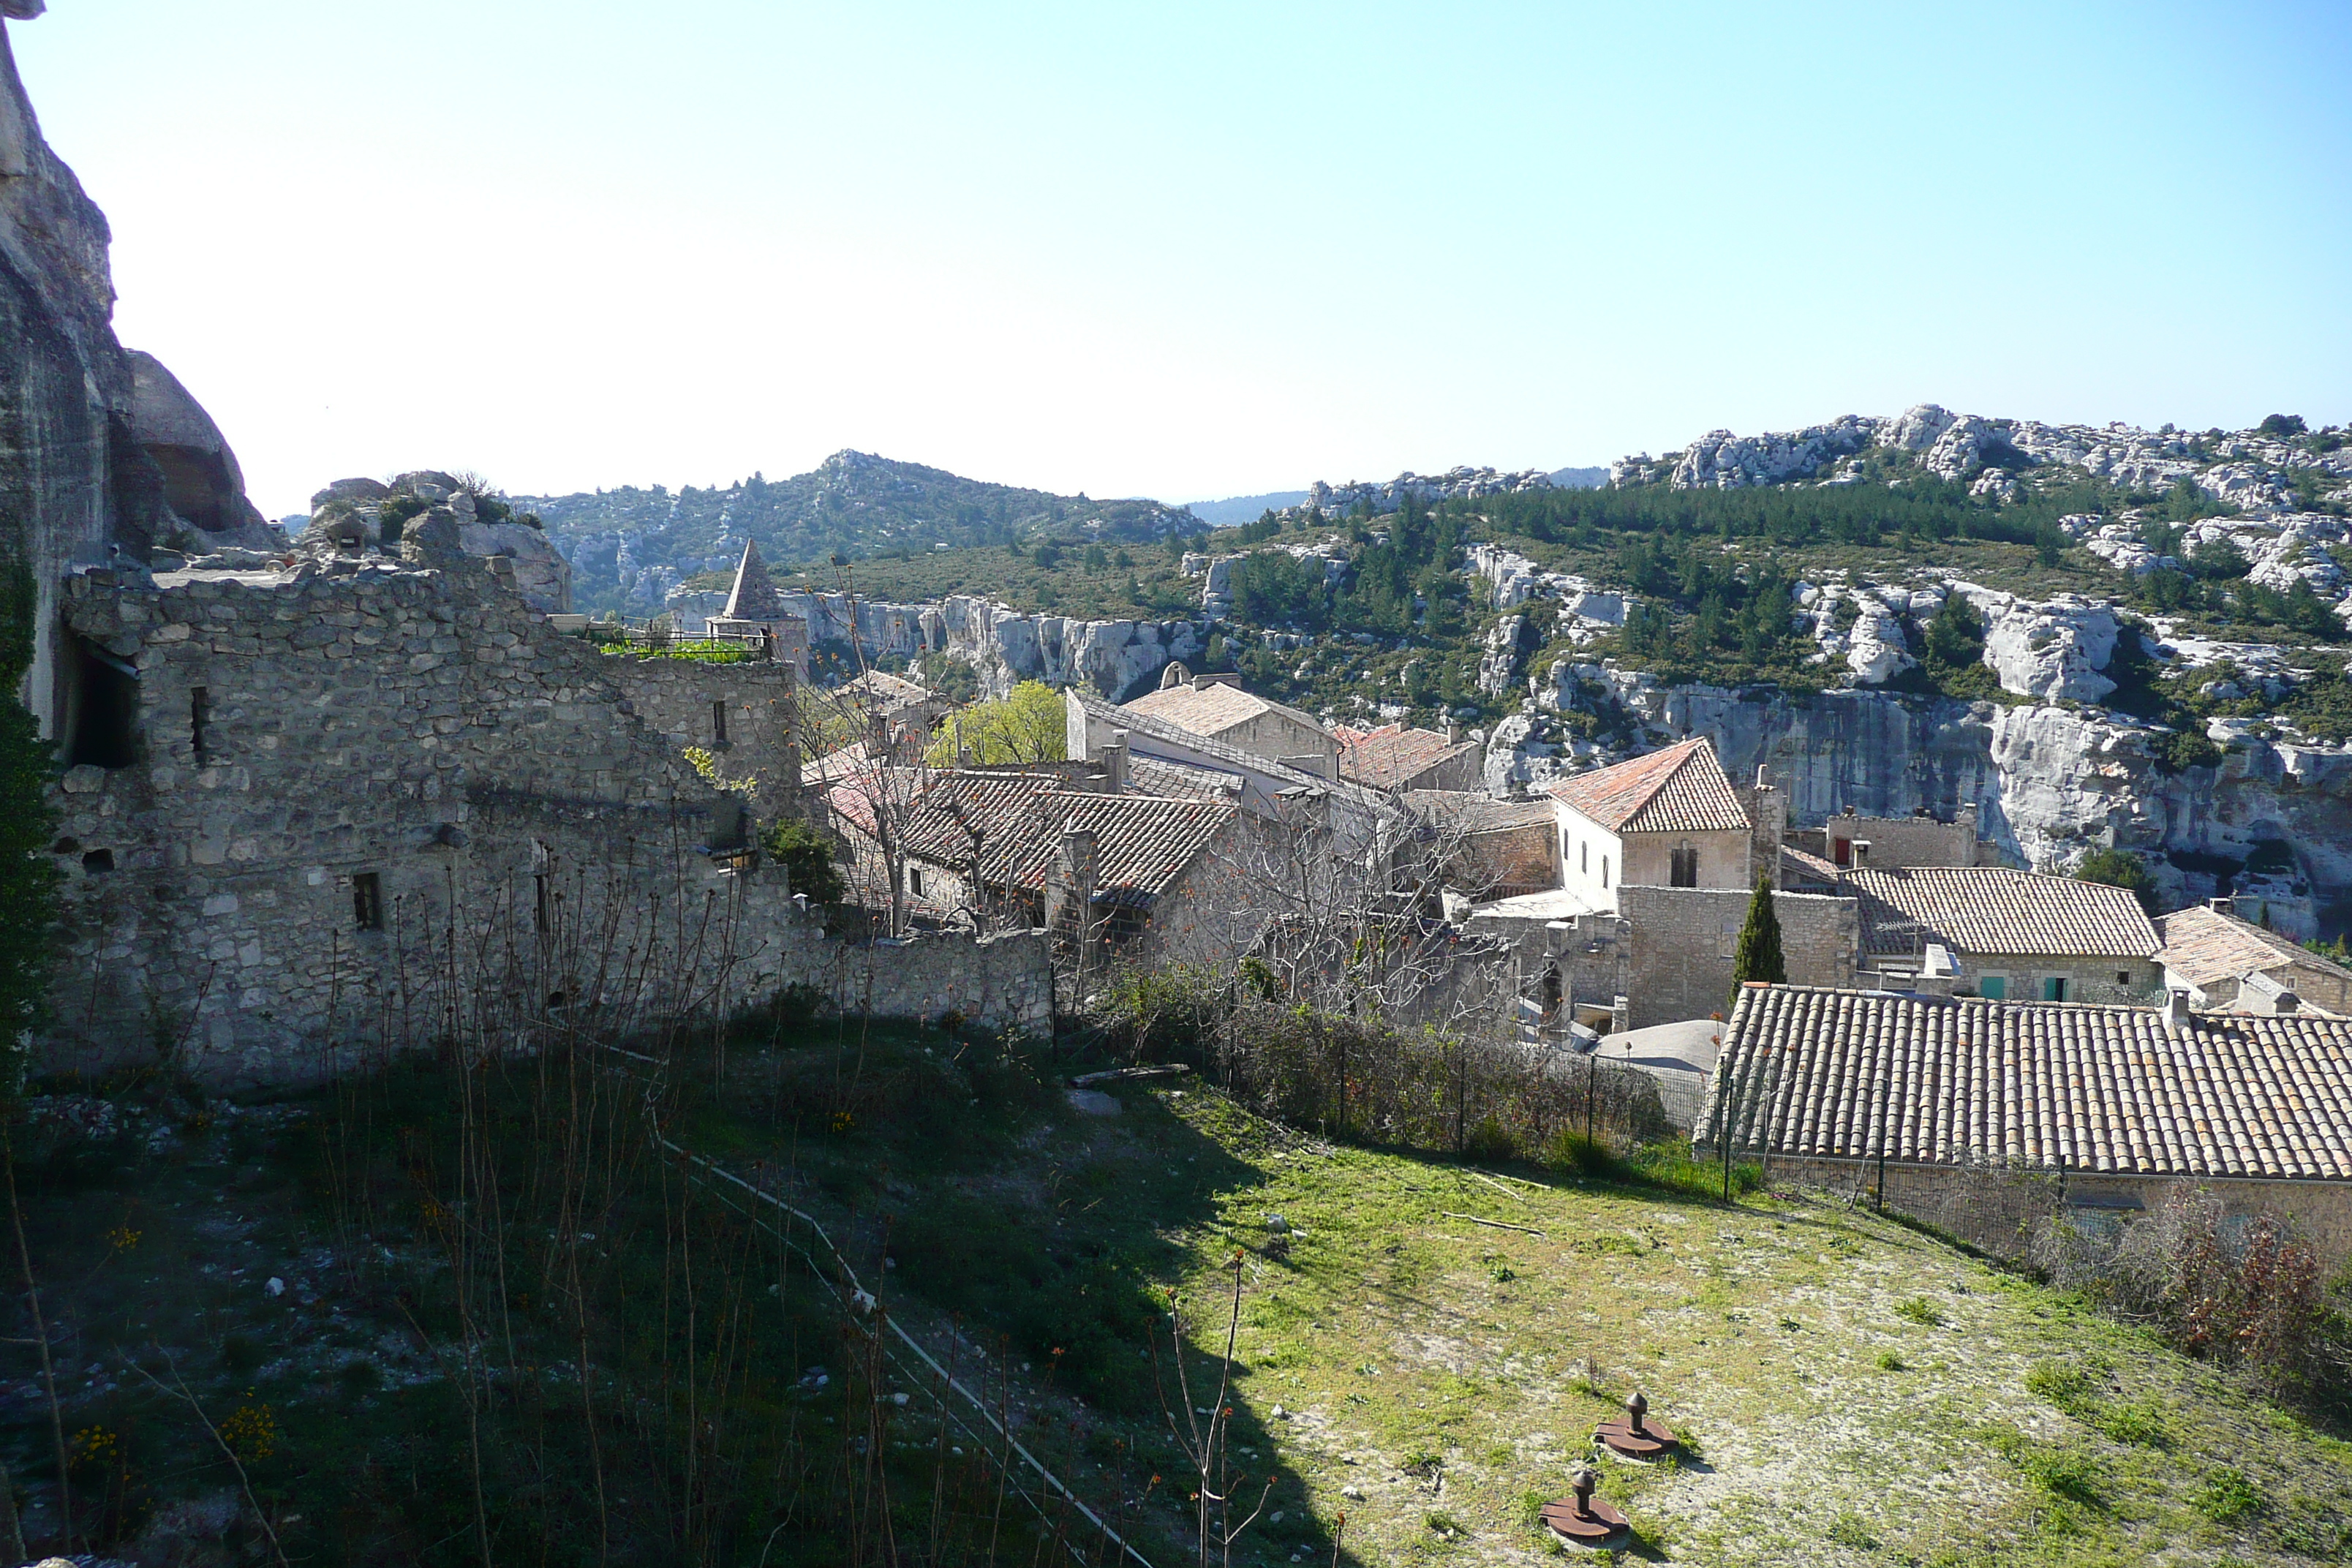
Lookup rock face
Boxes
[301,472,573,613]
[1979,594,2119,704]
[1300,466,1553,518]
[773,588,1207,701]
[0,13,270,733]
[1498,668,2352,935]
[125,350,277,551]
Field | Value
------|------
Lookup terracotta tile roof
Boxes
[1847,867,2158,959]
[1403,790,1557,835]
[1121,680,1327,742]
[1022,791,1239,907]
[2157,904,2352,989]
[1337,725,1479,790]
[893,772,1237,908]
[893,772,1068,872]
[838,669,939,717]
[1542,736,1749,834]
[1779,843,1844,885]
[1709,983,2352,1179]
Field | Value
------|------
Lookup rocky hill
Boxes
[511,450,1205,615]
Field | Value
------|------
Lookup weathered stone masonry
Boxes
[40,554,1044,1084]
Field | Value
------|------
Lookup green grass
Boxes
[18,1030,2352,1565]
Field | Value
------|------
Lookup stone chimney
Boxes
[1107,729,1130,791]
[2163,988,2194,1035]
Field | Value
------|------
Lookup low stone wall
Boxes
[1620,886,1858,1028]
[1749,1153,2352,1268]
[810,930,1054,1033]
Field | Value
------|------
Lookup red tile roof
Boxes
[1710,984,2352,1179]
[1847,867,2158,959]
[1543,736,1749,834]
[1337,725,1480,790]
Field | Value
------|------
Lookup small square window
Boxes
[353,872,384,931]
[2117,970,2131,987]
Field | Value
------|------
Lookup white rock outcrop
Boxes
[1978,595,2119,704]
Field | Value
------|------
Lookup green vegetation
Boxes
[0,554,58,1089]
[2075,848,2159,915]
[598,638,763,664]
[19,1023,2352,1565]
[1730,875,1786,994]
[761,816,845,906]
[921,679,1066,765]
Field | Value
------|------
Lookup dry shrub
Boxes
[2031,1188,2339,1401]
[1203,999,1668,1159]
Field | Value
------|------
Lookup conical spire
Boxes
[722,538,785,621]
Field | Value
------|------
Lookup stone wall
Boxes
[1928,952,2162,1006]
[1619,826,1753,893]
[600,649,803,815]
[1620,886,1858,1028]
[38,553,1044,1085]
[1805,805,1994,871]
[815,930,1052,1033]
[1752,1154,2352,1270]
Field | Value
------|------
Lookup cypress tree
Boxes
[1731,874,1786,995]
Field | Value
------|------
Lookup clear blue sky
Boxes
[12,1,2350,518]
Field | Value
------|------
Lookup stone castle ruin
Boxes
[2,12,1046,1082]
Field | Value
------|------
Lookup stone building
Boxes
[1120,671,1340,780]
[1402,791,1558,902]
[1784,802,2002,875]
[1335,723,1481,793]
[1545,735,1753,911]
[706,538,811,677]
[1844,865,2161,1002]
[2157,900,2352,1014]
[1703,983,2352,1266]
[34,510,1048,1083]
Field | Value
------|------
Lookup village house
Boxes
[1844,865,2162,1003]
[827,764,1251,968]
[2157,898,2352,1014]
[1120,668,1341,780]
[1703,982,2352,1264]
[1544,734,1753,911]
[1335,722,1481,793]
[1402,791,1559,902]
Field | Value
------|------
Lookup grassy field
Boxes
[10,1028,2351,1565]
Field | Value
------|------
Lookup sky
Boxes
[11,1,2351,519]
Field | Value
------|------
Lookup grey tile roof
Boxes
[1709,984,2352,1179]
[1847,867,2158,959]
[893,771,1237,908]
[1122,680,1327,742]
[1545,736,1749,834]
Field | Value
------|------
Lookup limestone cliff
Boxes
[0,10,271,733]
[1489,668,2352,935]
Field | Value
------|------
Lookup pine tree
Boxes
[1731,874,1787,995]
